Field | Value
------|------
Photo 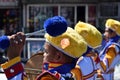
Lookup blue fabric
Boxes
[109,35,120,43]
[95,34,108,54]
[0,36,10,49]
[43,16,68,37]
[99,35,120,58]
[118,36,120,45]
[43,63,49,70]
[99,42,112,56]
[82,46,92,56]
[49,62,75,74]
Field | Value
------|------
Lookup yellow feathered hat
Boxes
[75,21,102,48]
[45,27,87,58]
[105,19,120,35]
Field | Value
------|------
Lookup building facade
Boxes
[0,0,22,36]
[21,0,120,34]
[0,0,120,35]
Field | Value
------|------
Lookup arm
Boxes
[103,44,120,71]
[1,32,27,80]
[71,67,83,80]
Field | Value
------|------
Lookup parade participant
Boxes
[103,19,120,44]
[1,16,87,80]
[71,21,103,80]
[99,19,120,80]
[1,32,26,80]
[36,16,87,80]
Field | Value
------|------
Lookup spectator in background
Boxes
[71,21,103,80]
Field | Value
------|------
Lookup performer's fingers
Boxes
[16,32,26,44]
[10,34,18,45]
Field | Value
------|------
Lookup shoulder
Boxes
[108,43,120,54]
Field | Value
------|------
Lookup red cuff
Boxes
[4,62,24,79]
[95,56,100,64]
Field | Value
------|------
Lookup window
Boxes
[24,38,45,59]
[99,4,118,17]
[28,6,58,32]
[60,6,75,27]
[97,3,120,33]
[26,5,86,33]
[88,5,96,26]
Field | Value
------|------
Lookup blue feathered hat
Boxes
[43,16,68,37]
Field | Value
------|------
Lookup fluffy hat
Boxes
[105,19,120,35]
[75,21,102,48]
[45,27,87,58]
[44,16,67,37]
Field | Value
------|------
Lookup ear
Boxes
[54,51,62,61]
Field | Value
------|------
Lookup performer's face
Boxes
[104,28,110,40]
[104,28,116,40]
[43,42,58,63]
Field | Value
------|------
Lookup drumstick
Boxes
[0,29,45,50]
[25,29,45,37]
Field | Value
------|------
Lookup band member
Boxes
[71,21,103,80]
[1,16,87,80]
[99,19,120,80]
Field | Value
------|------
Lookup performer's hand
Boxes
[7,32,26,60]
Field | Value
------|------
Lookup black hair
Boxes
[108,28,114,33]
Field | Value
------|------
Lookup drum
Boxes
[24,51,44,80]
